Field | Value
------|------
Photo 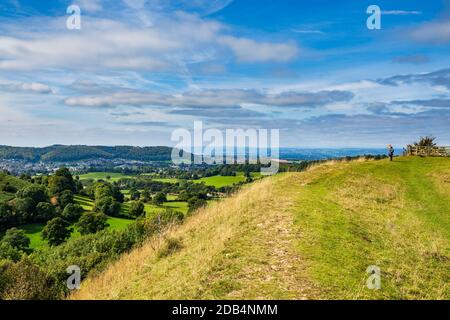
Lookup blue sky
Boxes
[0,0,449,147]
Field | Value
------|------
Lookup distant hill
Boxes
[72,157,449,300]
[0,145,176,162]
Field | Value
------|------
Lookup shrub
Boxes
[0,242,23,262]
[187,197,207,213]
[0,258,58,300]
[76,212,109,235]
[61,203,83,222]
[42,217,71,246]
[1,228,30,251]
[94,196,120,216]
[129,201,145,218]
[153,192,167,205]
[58,190,74,209]
[35,202,57,222]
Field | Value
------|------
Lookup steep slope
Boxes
[72,157,449,300]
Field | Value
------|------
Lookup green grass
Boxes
[73,157,450,300]
[20,223,47,249]
[292,157,450,299]
[152,178,181,183]
[74,195,94,211]
[106,216,135,231]
[192,172,262,188]
[16,195,135,250]
[78,172,132,182]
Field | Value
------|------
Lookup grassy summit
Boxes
[72,157,449,300]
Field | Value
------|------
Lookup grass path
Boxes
[71,157,449,300]
[71,174,308,299]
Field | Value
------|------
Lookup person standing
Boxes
[387,144,394,161]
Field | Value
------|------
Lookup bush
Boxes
[16,184,49,205]
[129,201,145,218]
[1,228,30,251]
[0,242,23,262]
[35,202,57,222]
[153,192,167,205]
[58,190,74,209]
[76,212,109,235]
[42,217,71,246]
[0,258,58,300]
[94,196,121,216]
[188,197,207,213]
[61,203,83,222]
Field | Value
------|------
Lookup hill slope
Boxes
[72,157,450,300]
[0,173,30,202]
[0,145,176,162]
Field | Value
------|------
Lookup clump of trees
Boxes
[412,136,437,147]
[0,212,183,300]
[76,212,109,235]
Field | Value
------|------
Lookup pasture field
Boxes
[19,216,134,250]
[77,172,132,181]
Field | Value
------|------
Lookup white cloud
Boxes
[219,36,299,62]
[0,12,300,72]
[64,88,353,109]
[410,20,450,43]
[0,81,54,94]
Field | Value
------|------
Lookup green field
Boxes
[19,215,134,250]
[78,172,132,181]
[192,172,261,188]
[0,172,30,202]
[80,171,262,188]
[152,178,181,183]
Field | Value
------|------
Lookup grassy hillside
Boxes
[71,157,449,300]
[0,173,30,202]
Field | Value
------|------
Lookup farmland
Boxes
[78,172,133,182]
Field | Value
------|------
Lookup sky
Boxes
[0,0,449,148]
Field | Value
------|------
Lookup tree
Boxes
[0,203,14,231]
[129,187,141,201]
[48,168,76,195]
[13,197,35,223]
[58,190,74,209]
[141,188,151,203]
[94,196,121,216]
[188,197,207,213]
[1,228,30,251]
[16,185,49,205]
[129,201,145,218]
[414,136,437,147]
[61,204,83,222]
[0,242,22,262]
[41,217,71,246]
[75,212,109,235]
[35,202,56,222]
[153,192,167,206]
